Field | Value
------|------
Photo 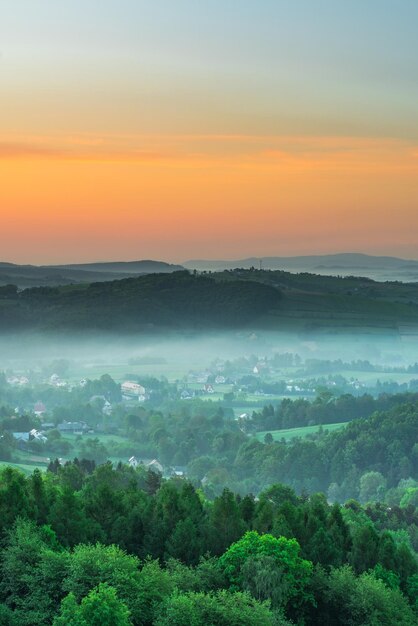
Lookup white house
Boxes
[146,459,164,474]
[29,429,47,443]
[121,381,146,397]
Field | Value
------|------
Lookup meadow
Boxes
[256,421,349,442]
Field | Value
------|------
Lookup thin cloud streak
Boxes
[1,134,417,169]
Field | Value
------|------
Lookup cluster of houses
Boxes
[49,374,68,388]
[13,428,48,445]
[128,456,186,478]
[187,371,227,385]
[12,420,94,448]
[6,375,29,386]
[179,384,216,400]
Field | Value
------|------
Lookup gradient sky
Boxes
[1,1,417,263]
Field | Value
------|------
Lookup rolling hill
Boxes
[0,268,418,335]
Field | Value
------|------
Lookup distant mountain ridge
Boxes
[52,260,184,273]
[0,260,184,288]
[2,254,418,288]
[183,253,418,282]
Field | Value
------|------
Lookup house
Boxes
[166,466,187,478]
[121,381,146,398]
[215,375,226,384]
[12,432,30,442]
[203,384,214,394]
[57,421,89,434]
[128,456,139,469]
[171,466,187,477]
[41,423,55,431]
[146,459,164,474]
[34,402,46,416]
[29,429,47,443]
[90,396,113,415]
[180,389,194,400]
[103,400,112,415]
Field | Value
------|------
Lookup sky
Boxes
[1,1,417,264]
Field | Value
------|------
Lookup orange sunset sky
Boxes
[1,1,418,264]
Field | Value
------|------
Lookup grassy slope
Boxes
[256,421,349,442]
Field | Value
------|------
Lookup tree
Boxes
[63,543,173,625]
[210,489,246,555]
[80,584,131,626]
[62,543,140,598]
[406,573,418,612]
[0,519,68,626]
[53,593,87,626]
[241,555,290,609]
[260,484,298,507]
[155,590,282,626]
[0,603,18,626]
[0,467,31,535]
[54,585,131,626]
[350,524,379,572]
[314,565,416,626]
[48,486,95,546]
[219,531,313,611]
[28,469,49,525]
[359,471,387,503]
[165,518,203,565]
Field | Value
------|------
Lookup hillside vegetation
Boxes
[0,269,418,333]
[0,272,281,331]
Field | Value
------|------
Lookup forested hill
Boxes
[1,268,418,333]
[0,272,282,332]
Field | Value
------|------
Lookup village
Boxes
[2,350,417,479]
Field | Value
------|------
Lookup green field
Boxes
[72,362,189,383]
[62,432,128,445]
[0,461,47,475]
[1,432,135,474]
[256,421,349,442]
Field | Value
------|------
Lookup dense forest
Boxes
[0,463,417,625]
[242,402,418,502]
[0,272,282,331]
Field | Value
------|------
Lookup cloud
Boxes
[0,136,173,162]
[0,134,417,173]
